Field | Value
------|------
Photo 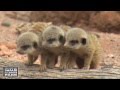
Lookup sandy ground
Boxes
[0,12,120,68]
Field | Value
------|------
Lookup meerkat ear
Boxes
[81,38,87,45]
[59,35,65,44]
[33,42,38,49]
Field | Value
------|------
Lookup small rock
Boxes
[107,54,115,58]
[1,21,11,27]
[110,39,115,42]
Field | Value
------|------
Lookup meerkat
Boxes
[16,31,41,66]
[41,25,68,71]
[16,22,52,35]
[63,28,102,70]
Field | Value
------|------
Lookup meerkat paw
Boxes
[39,65,47,72]
[47,64,55,69]
[24,61,33,66]
[59,65,69,71]
[67,63,75,69]
[81,66,90,70]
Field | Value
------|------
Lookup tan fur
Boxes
[16,32,41,66]
[16,23,73,72]
[41,25,68,71]
[63,28,102,70]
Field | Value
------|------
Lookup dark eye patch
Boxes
[33,42,38,49]
[70,40,79,46]
[59,35,65,44]
[47,38,56,44]
[21,45,31,50]
[81,38,86,45]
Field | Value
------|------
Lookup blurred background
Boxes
[5,11,120,33]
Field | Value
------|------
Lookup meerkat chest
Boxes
[48,47,64,55]
[75,51,86,58]
[73,47,90,58]
[32,50,40,56]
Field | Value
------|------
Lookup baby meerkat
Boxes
[16,22,52,35]
[41,25,67,71]
[64,28,102,70]
[16,32,41,66]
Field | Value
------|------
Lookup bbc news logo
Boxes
[3,67,18,77]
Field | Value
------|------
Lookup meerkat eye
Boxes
[33,42,38,49]
[59,35,65,44]
[81,38,87,45]
[47,38,56,44]
[70,40,79,45]
[21,45,31,50]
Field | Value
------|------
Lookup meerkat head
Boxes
[42,25,65,48]
[16,32,39,55]
[64,28,88,50]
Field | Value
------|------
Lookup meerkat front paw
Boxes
[81,66,90,70]
[39,65,47,72]
[67,64,74,69]
[47,64,55,69]
[67,61,75,69]
[47,59,57,69]
[24,60,33,66]
[59,64,69,71]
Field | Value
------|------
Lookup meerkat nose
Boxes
[64,42,68,47]
[16,50,24,54]
[16,49,19,53]
[16,50,20,54]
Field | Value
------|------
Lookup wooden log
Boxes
[0,57,120,79]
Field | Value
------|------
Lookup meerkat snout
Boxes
[64,42,69,48]
[16,49,24,54]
